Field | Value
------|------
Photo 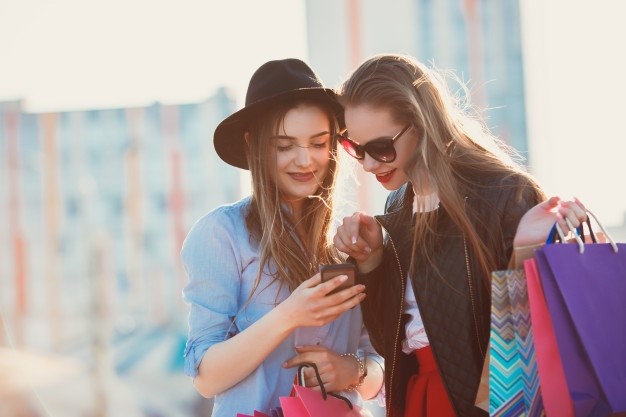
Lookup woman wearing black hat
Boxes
[181,59,384,417]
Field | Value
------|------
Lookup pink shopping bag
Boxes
[279,363,366,417]
[524,258,575,417]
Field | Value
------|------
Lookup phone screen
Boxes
[319,263,356,295]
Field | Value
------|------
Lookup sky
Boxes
[0,0,308,111]
[1,0,625,227]
[520,0,626,228]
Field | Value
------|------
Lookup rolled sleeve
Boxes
[181,209,242,378]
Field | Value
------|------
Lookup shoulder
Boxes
[188,196,250,233]
[464,166,543,206]
[491,171,543,207]
[182,196,252,253]
[477,172,544,235]
[460,168,543,233]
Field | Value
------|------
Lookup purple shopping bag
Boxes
[534,250,611,417]
[536,241,626,415]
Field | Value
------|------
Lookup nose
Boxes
[361,153,380,173]
[294,145,313,167]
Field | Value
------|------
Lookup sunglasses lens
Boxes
[339,137,364,159]
[366,141,395,162]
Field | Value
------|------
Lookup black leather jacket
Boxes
[358,170,542,417]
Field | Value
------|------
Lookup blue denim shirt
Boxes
[182,196,382,417]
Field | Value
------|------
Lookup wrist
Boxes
[356,246,383,273]
[271,301,298,334]
[341,352,367,391]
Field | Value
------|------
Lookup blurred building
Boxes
[0,90,236,416]
[306,0,528,215]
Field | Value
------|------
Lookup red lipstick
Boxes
[375,169,395,183]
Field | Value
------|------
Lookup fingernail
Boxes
[364,246,371,253]
[351,236,357,244]
[339,275,348,282]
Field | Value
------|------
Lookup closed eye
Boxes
[311,140,329,149]
[274,139,328,151]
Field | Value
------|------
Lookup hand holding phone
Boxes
[319,263,356,295]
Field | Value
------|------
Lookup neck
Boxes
[411,181,432,196]
[283,199,310,253]
[285,198,304,221]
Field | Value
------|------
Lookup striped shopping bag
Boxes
[490,268,545,417]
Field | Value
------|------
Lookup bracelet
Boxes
[341,352,367,391]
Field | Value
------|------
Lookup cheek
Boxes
[396,139,418,167]
[266,150,280,181]
[313,149,331,170]
[273,151,289,172]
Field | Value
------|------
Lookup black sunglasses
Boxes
[337,125,411,163]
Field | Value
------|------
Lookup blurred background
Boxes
[1,0,625,416]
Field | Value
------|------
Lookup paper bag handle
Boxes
[296,363,354,409]
[553,210,618,253]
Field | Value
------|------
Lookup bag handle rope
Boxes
[553,209,618,253]
[296,362,354,409]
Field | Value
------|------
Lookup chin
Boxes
[289,188,320,200]
[383,184,402,191]
[381,177,407,191]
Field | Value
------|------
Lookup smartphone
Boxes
[319,263,356,295]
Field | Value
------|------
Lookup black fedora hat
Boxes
[213,58,343,170]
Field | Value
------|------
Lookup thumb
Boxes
[360,214,378,230]
[361,214,382,241]
[360,213,374,225]
[299,274,321,289]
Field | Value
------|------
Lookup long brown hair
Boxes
[337,53,544,285]
[245,99,343,295]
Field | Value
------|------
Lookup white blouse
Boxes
[401,192,440,354]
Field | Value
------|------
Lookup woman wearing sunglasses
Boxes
[332,53,587,417]
[181,59,384,417]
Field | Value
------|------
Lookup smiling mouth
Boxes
[288,172,315,182]
[375,169,395,183]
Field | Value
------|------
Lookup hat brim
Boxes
[214,88,344,170]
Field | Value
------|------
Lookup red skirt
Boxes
[404,346,456,417]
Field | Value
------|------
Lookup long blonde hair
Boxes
[337,53,544,285]
[245,99,343,294]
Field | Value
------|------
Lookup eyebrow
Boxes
[271,131,331,140]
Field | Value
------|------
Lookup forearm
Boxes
[194,305,293,397]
